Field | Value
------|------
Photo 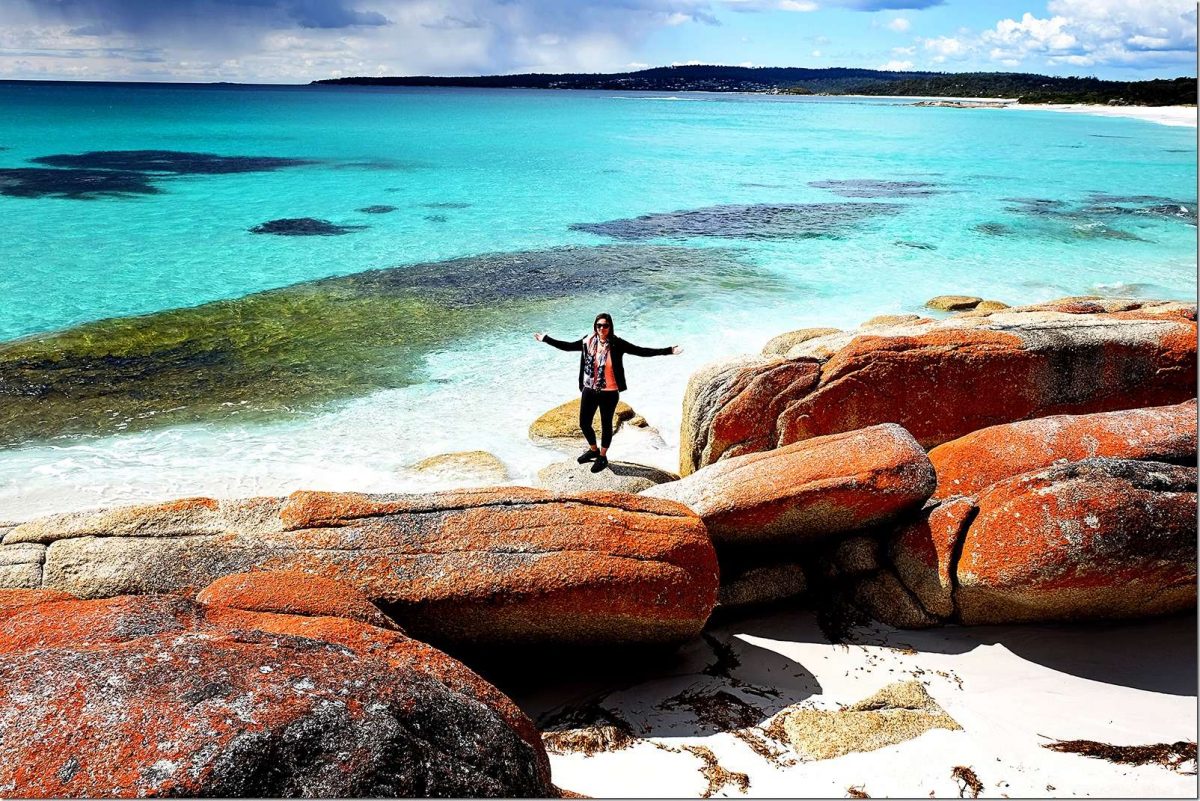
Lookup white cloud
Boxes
[985,12,1077,53]
[0,0,745,81]
[922,35,969,62]
[811,49,822,57]
[892,45,915,55]
[887,17,911,32]
[878,59,913,70]
[982,0,1196,70]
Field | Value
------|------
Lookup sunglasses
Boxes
[595,323,610,329]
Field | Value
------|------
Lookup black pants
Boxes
[580,388,620,449]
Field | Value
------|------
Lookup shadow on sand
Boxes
[472,601,1194,745]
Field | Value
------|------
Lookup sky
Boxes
[0,0,1195,83]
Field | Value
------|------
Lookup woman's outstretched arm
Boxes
[534,333,584,352]
[621,339,683,357]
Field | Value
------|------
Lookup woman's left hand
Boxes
[671,345,683,355]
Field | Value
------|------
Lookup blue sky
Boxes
[0,0,1195,83]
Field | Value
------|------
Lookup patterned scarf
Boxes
[582,333,611,390]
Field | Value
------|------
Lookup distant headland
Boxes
[312,65,1196,106]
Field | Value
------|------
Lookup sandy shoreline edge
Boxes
[846,94,1197,127]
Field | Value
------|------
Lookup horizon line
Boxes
[2,64,1196,88]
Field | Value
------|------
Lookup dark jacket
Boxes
[543,334,672,392]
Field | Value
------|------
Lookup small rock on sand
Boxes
[766,680,961,761]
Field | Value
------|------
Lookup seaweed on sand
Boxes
[681,745,750,798]
[657,688,764,733]
[1041,738,1197,773]
[539,701,639,757]
[951,766,983,798]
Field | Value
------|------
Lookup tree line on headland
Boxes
[313,65,1196,106]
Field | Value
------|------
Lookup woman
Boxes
[535,313,682,472]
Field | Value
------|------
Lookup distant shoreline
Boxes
[857,94,1197,127]
[1,78,1194,127]
[314,66,1196,106]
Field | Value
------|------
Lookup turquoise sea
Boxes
[0,82,1195,519]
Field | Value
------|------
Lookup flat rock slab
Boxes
[3,488,718,648]
[537,460,679,494]
[766,681,960,761]
[645,424,934,548]
[929,400,1197,500]
[680,306,1196,474]
[0,594,551,797]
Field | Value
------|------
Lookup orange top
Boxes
[601,356,618,391]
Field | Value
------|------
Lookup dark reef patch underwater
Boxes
[250,218,368,236]
[0,245,779,448]
[571,202,903,241]
[0,150,316,199]
[0,167,161,199]
[974,193,1197,243]
[30,150,317,175]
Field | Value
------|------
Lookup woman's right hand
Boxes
[533,332,546,342]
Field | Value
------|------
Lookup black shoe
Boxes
[577,449,599,464]
[590,455,609,473]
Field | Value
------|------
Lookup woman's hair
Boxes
[593,313,614,334]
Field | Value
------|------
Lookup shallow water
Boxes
[0,84,1195,519]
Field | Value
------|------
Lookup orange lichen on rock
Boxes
[0,588,76,619]
[929,400,1197,500]
[21,488,718,648]
[783,321,1196,449]
[955,458,1197,624]
[646,424,934,547]
[681,310,1197,472]
[196,570,399,630]
[0,595,553,798]
[279,486,553,529]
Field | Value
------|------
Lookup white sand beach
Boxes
[1012,103,1197,128]
[521,605,1198,798]
[877,94,1197,127]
